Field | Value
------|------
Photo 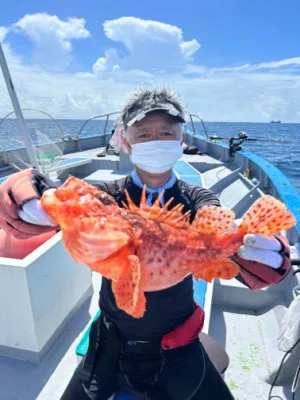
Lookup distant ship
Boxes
[270,120,281,123]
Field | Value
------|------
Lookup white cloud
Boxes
[94,17,200,74]
[180,39,201,59]
[0,26,23,67]
[169,72,300,122]
[0,15,299,122]
[0,27,9,42]
[205,57,300,74]
[1,60,299,123]
[12,13,90,70]
[0,62,136,120]
[248,57,300,71]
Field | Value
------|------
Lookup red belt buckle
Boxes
[161,305,205,350]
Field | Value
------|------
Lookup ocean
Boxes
[203,122,300,192]
[0,118,299,192]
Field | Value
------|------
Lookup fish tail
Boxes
[239,195,296,236]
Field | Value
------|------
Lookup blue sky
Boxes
[1,0,300,121]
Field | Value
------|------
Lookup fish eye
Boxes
[97,193,116,206]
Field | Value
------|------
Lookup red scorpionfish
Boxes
[41,177,296,318]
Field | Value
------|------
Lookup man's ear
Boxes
[122,136,132,155]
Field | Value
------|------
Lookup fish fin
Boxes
[239,195,296,236]
[63,218,130,262]
[112,254,146,318]
[193,258,239,282]
[193,206,235,235]
[124,190,139,211]
[125,187,190,228]
[124,185,158,211]
[76,244,132,281]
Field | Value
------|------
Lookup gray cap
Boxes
[121,87,186,128]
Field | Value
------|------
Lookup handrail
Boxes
[78,111,210,140]
[78,111,120,138]
[189,114,209,139]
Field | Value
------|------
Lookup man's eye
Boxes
[160,132,173,136]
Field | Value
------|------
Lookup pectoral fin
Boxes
[239,195,296,236]
[112,254,146,318]
[193,258,239,282]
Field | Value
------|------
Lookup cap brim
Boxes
[127,107,185,127]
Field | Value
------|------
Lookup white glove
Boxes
[17,189,58,227]
[237,234,283,269]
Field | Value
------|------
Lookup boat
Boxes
[271,120,282,123]
[0,112,299,400]
[0,45,300,400]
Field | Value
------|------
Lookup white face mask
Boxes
[130,140,183,174]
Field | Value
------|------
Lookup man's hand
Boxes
[237,234,284,270]
[18,192,57,226]
[0,169,58,239]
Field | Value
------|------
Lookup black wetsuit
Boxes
[60,176,234,400]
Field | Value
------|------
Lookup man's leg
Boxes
[60,314,120,400]
[59,361,98,400]
[60,360,118,400]
[157,338,234,400]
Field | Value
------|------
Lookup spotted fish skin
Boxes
[41,176,296,318]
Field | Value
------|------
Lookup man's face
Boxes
[124,112,185,154]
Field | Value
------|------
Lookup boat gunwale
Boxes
[187,132,300,234]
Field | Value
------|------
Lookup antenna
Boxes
[0,43,40,171]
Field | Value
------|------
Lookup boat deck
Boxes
[211,304,295,400]
[61,147,221,165]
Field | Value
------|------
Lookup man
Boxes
[0,88,291,399]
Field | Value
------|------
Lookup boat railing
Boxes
[77,111,120,139]
[188,114,209,139]
[77,111,210,140]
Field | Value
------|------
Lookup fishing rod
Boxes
[209,131,299,156]
[209,136,299,145]
[0,43,40,171]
